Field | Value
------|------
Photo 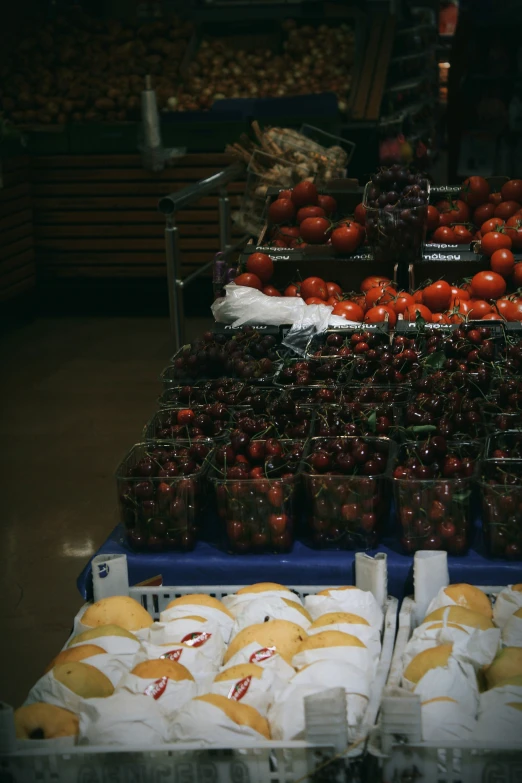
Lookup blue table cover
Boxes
[77,524,522,601]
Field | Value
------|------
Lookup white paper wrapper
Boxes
[502,612,522,647]
[473,685,522,743]
[494,586,522,629]
[169,698,268,743]
[78,692,170,746]
[230,596,311,635]
[425,584,491,619]
[304,588,383,629]
[25,669,113,716]
[414,551,449,623]
[220,642,296,686]
[159,604,234,644]
[70,653,132,688]
[70,604,150,643]
[406,657,479,717]
[292,643,372,676]
[209,667,277,716]
[116,672,197,717]
[421,698,476,742]
[133,641,219,693]
[222,589,303,617]
[65,634,141,658]
[307,622,381,662]
[404,625,500,671]
[147,618,225,664]
[268,661,370,741]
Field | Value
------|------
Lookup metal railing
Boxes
[158,162,247,351]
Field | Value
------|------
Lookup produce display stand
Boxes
[0,152,34,306]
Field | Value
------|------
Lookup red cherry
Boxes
[269,514,288,534]
[438,520,456,539]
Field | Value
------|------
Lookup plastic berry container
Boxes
[144,405,232,442]
[486,429,522,459]
[274,359,349,388]
[210,440,304,554]
[363,181,428,264]
[313,403,400,438]
[232,407,314,442]
[273,386,350,406]
[116,440,213,552]
[157,380,247,409]
[302,436,395,550]
[344,383,411,406]
[480,459,522,560]
[392,439,478,555]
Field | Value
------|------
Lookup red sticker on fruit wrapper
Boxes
[227,676,252,702]
[144,676,168,700]
[160,648,183,662]
[249,646,276,664]
[181,631,212,648]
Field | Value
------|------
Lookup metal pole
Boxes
[218,186,231,253]
[165,217,184,352]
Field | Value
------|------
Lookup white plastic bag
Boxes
[211,284,308,327]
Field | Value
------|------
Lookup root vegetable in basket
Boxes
[15,703,79,740]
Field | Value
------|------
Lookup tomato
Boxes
[317,195,337,216]
[300,277,327,300]
[300,217,331,244]
[482,312,505,321]
[473,202,495,226]
[331,224,361,254]
[332,300,364,321]
[468,299,493,318]
[453,225,474,244]
[432,226,456,243]
[278,189,292,200]
[481,217,504,234]
[481,231,512,257]
[426,205,440,231]
[271,238,287,248]
[471,270,507,299]
[262,285,281,296]
[413,289,424,303]
[360,275,391,293]
[501,179,522,202]
[268,198,296,224]
[449,286,470,301]
[494,200,521,220]
[436,198,470,225]
[404,304,433,323]
[365,286,397,309]
[284,284,300,297]
[513,263,522,288]
[246,252,274,283]
[505,216,522,249]
[326,282,342,298]
[354,202,366,225]
[460,176,490,207]
[489,192,503,206]
[423,281,452,311]
[495,298,516,321]
[393,292,415,315]
[432,312,452,324]
[490,248,515,277]
[448,299,471,322]
[364,305,397,327]
[306,297,328,305]
[296,206,326,223]
[291,181,318,208]
[352,293,367,313]
[234,272,262,290]
[510,298,522,320]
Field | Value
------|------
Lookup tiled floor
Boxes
[0,316,211,709]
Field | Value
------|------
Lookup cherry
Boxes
[268,485,283,507]
[134,481,154,500]
[442,456,462,477]
[310,451,331,472]
[506,543,522,559]
[177,409,195,425]
[438,520,456,539]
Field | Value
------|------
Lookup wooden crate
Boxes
[0,156,35,303]
[32,153,245,280]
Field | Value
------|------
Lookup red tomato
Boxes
[472,202,495,226]
[326,282,342,298]
[448,299,472,322]
[449,286,470,301]
[352,293,367,313]
[436,198,470,225]
[423,281,452,311]
[495,298,516,321]
[489,192,503,206]
[471,270,507,299]
[393,292,415,315]
[262,285,281,296]
[365,286,397,308]
[268,198,296,224]
[513,264,522,288]
[354,202,366,225]
[300,277,327,300]
[271,238,287,248]
[490,248,515,277]
[460,176,490,207]
[234,272,262,290]
[505,216,522,249]
[426,205,440,231]
[510,298,522,320]
[482,312,505,321]
[306,297,328,305]
[296,205,326,223]
[246,252,274,283]
[300,217,331,244]
[284,284,300,297]
[331,224,361,254]
[481,231,512,257]
[364,305,397,327]
[404,304,433,323]
[494,200,521,220]
[501,179,522,202]
[317,194,337,216]
[432,312,452,324]
[432,226,456,243]
[453,225,474,244]
[278,189,292,200]
[360,275,391,293]
[291,181,318,208]
[468,299,493,318]
[413,290,424,304]
[332,300,364,321]
[481,217,504,234]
